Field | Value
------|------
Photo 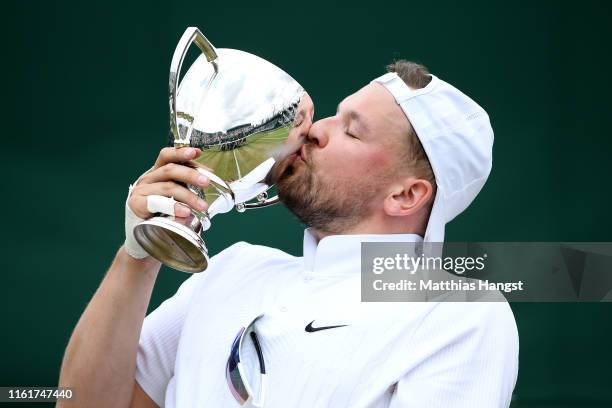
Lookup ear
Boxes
[383,177,433,217]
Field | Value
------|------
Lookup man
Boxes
[58,60,518,407]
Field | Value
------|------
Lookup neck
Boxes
[311,213,425,242]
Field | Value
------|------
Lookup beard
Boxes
[271,148,378,234]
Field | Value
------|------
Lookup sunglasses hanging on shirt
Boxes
[226,314,267,407]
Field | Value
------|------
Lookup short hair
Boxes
[386,60,437,199]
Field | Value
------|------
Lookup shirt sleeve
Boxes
[389,302,519,408]
[134,272,201,407]
[134,242,249,406]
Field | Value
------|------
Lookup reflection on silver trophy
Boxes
[133,27,311,273]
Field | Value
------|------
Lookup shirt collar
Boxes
[302,228,424,276]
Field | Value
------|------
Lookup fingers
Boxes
[132,181,208,218]
[173,202,192,217]
[187,159,214,173]
[154,147,202,168]
[142,162,210,188]
[127,147,214,219]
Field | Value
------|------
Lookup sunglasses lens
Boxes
[226,328,249,403]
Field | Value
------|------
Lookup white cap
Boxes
[372,72,494,244]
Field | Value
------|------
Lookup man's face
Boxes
[276,83,411,234]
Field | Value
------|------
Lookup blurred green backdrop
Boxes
[2,0,611,406]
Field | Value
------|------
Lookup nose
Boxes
[306,117,330,148]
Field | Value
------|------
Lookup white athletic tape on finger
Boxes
[147,194,177,217]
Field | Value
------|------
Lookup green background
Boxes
[3,1,611,406]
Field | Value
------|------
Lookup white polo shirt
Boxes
[136,230,519,407]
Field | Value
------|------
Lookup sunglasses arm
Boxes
[252,374,267,408]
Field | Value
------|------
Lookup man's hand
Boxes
[128,147,211,219]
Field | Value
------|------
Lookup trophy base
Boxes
[133,216,209,273]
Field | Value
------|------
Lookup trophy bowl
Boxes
[133,27,310,273]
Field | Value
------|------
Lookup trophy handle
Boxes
[241,195,280,210]
[192,167,235,219]
[169,27,219,147]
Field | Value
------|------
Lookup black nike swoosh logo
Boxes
[305,320,348,333]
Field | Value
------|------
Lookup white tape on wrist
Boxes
[124,182,149,259]
[124,197,149,259]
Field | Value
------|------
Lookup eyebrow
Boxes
[337,101,370,133]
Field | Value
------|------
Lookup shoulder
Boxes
[181,241,301,307]
[210,241,297,265]
[426,301,518,338]
[199,241,300,283]
[468,301,518,344]
[174,241,296,287]
[389,302,519,406]
[412,301,519,365]
[420,271,518,343]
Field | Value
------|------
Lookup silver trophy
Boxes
[133,27,309,273]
